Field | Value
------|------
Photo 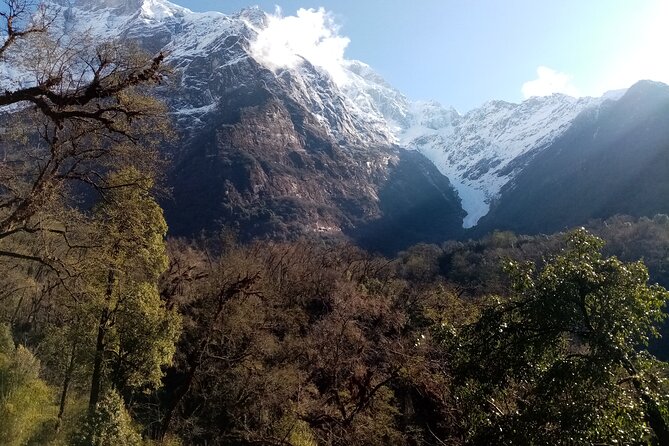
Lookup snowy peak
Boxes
[234,6,267,27]
[51,0,191,40]
[325,62,631,227]
[38,0,642,230]
[409,101,459,130]
[56,0,188,16]
[47,0,397,147]
[138,0,190,20]
[401,92,618,227]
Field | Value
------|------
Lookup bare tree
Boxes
[0,0,170,272]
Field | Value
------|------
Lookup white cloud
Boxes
[521,66,580,98]
[249,8,351,86]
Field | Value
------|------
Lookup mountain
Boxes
[474,80,669,236]
[44,0,465,252]
[13,0,669,250]
[400,95,615,227]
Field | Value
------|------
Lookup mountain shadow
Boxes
[475,80,669,236]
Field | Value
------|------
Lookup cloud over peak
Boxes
[249,7,351,86]
[521,66,580,99]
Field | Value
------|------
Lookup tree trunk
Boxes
[88,268,115,415]
[159,359,199,439]
[56,343,77,431]
[88,311,108,415]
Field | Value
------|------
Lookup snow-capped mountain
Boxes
[332,57,627,227]
[37,0,464,251]
[50,0,396,148]
[47,0,629,227]
[400,95,619,227]
[9,0,668,249]
[473,80,669,236]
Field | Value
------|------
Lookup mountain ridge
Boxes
[473,79,669,236]
[7,0,668,251]
[41,0,468,251]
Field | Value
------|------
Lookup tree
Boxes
[86,168,180,414]
[0,0,169,273]
[160,240,456,445]
[0,324,56,445]
[452,229,669,444]
[0,1,177,439]
[73,390,142,446]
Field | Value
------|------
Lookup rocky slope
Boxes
[400,94,622,227]
[12,0,669,249]
[474,80,669,236]
[44,0,465,252]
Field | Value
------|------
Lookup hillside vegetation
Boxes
[2,2,669,444]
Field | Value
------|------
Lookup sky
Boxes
[176,0,669,112]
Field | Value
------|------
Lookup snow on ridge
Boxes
[247,8,351,87]
[326,59,631,228]
[400,93,620,227]
[139,0,190,20]
[21,1,634,228]
[42,1,397,145]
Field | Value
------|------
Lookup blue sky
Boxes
[177,0,669,112]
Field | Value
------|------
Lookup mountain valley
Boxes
[4,2,669,444]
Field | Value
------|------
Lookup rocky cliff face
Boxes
[46,0,464,252]
[18,1,669,249]
[473,80,669,236]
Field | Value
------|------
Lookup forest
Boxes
[2,1,669,445]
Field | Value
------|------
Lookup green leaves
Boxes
[87,167,180,403]
[73,390,142,446]
[0,325,56,446]
[455,229,669,444]
[114,283,181,390]
[94,167,168,282]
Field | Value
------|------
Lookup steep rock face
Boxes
[351,150,466,254]
[46,0,465,250]
[474,80,669,235]
[24,1,669,247]
[167,94,393,239]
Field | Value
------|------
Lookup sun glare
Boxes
[597,1,669,94]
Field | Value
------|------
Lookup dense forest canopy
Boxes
[1,1,669,445]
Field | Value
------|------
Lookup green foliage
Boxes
[0,324,14,355]
[453,229,669,444]
[0,325,57,446]
[73,390,142,446]
[0,7,176,442]
[529,229,666,350]
[4,209,669,446]
[87,167,179,403]
[94,167,169,283]
[114,283,181,390]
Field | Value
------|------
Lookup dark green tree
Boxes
[452,229,669,444]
